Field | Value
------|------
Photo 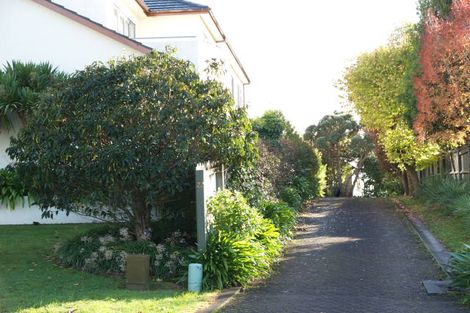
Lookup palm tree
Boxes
[0,61,66,129]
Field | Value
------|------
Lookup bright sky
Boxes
[204,0,419,133]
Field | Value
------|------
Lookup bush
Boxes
[280,187,302,210]
[0,167,30,209]
[260,200,296,239]
[208,190,263,237]
[199,232,269,290]
[57,226,193,281]
[417,176,470,216]
[449,244,470,290]
[198,190,283,290]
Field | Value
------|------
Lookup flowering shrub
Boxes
[57,226,194,281]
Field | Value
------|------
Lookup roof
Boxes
[142,0,209,13]
[32,0,152,54]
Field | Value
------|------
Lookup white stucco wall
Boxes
[0,0,247,224]
[0,0,145,224]
[0,0,144,73]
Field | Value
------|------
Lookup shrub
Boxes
[199,232,269,290]
[208,190,263,238]
[449,244,470,290]
[8,51,256,240]
[57,226,193,281]
[260,200,296,239]
[280,187,302,210]
[0,167,30,209]
[417,176,470,216]
[198,190,283,290]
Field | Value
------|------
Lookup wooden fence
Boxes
[419,142,470,181]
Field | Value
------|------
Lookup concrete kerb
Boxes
[391,198,452,275]
[391,198,453,294]
[196,287,241,313]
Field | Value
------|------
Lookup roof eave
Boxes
[146,8,210,16]
[208,10,250,84]
[32,0,152,54]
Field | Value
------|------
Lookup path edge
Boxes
[391,198,451,277]
[196,287,241,313]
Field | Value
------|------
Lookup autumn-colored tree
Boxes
[414,0,470,147]
[342,27,440,195]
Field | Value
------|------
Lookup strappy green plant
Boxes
[0,61,66,128]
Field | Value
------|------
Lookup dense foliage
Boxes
[304,113,373,197]
[414,0,470,147]
[417,176,470,225]
[250,111,324,206]
[57,225,193,280]
[0,167,30,209]
[0,61,65,128]
[8,52,256,239]
[259,200,297,239]
[448,244,470,295]
[198,190,284,290]
[342,27,440,195]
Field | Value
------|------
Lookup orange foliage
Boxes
[414,0,470,146]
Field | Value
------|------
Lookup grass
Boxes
[396,196,470,251]
[0,224,217,313]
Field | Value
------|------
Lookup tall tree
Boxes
[8,52,256,240]
[304,112,362,196]
[342,27,440,195]
[414,0,470,147]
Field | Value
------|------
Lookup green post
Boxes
[196,165,207,251]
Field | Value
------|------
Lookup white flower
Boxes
[169,252,179,260]
[156,244,165,253]
[98,246,107,253]
[90,252,98,260]
[155,254,163,260]
[80,236,92,243]
[98,234,115,245]
[104,249,113,260]
[119,228,130,240]
[79,248,85,254]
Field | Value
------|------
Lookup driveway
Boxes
[221,198,468,313]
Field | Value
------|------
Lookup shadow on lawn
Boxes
[0,224,205,313]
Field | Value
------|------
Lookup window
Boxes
[114,7,136,39]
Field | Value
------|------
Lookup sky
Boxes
[203,0,419,133]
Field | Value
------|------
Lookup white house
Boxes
[0,0,249,224]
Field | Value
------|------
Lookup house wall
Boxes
[0,0,144,73]
[0,0,145,224]
[0,0,247,224]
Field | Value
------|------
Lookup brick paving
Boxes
[221,198,469,313]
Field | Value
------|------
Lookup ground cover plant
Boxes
[0,224,216,313]
[57,225,193,281]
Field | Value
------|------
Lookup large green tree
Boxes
[304,112,365,196]
[342,27,440,195]
[251,111,324,205]
[8,52,256,240]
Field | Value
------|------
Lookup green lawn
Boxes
[395,196,470,251]
[0,224,216,313]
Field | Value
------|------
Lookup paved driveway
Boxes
[222,198,469,313]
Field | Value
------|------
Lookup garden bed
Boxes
[0,224,216,313]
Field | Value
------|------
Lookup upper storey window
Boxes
[114,7,135,38]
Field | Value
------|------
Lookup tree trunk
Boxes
[405,165,420,196]
[346,156,367,197]
[402,171,410,196]
[133,196,151,241]
[341,174,353,197]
